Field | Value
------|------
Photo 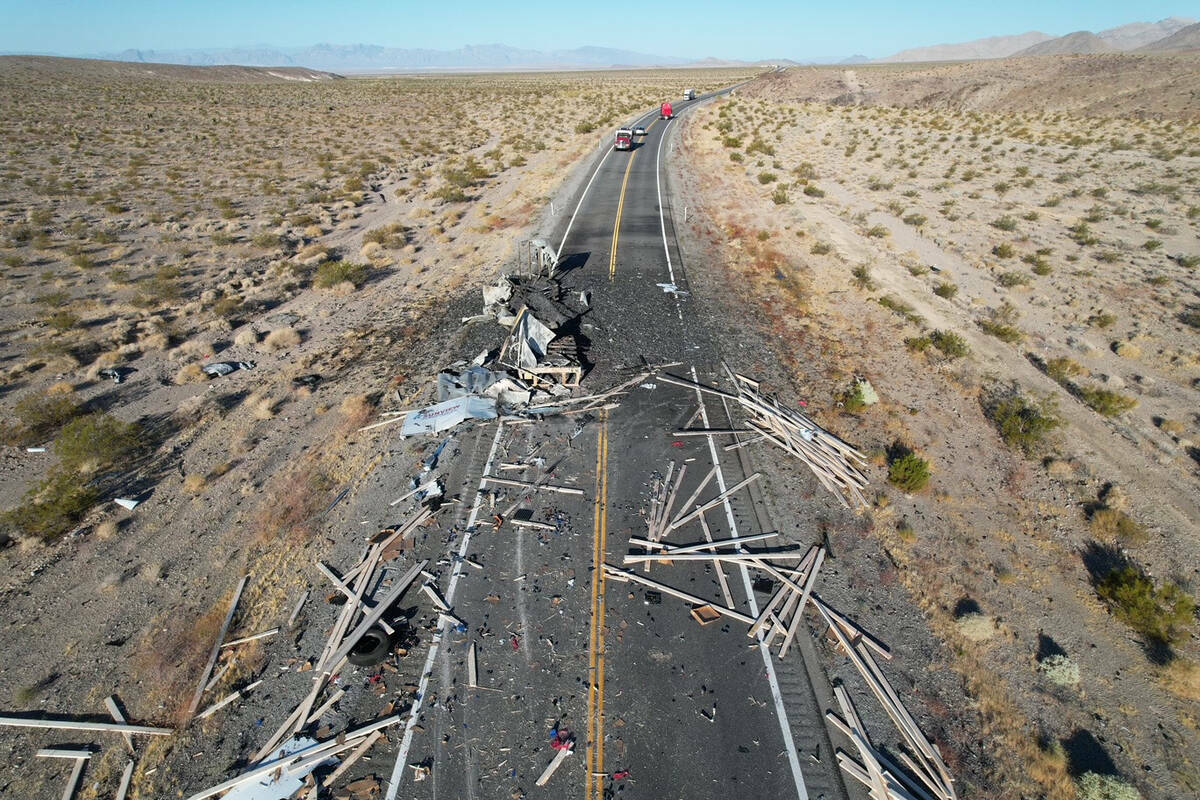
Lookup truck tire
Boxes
[347,626,393,667]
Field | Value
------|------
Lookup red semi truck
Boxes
[614,128,633,151]
[660,102,673,120]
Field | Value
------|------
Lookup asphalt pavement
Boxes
[383,91,852,800]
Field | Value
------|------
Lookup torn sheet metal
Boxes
[655,283,689,296]
[437,366,506,401]
[401,396,497,436]
[513,310,555,370]
[221,737,329,800]
[202,361,257,378]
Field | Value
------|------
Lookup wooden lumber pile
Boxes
[611,458,954,799]
[658,369,870,509]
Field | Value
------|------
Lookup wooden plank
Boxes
[60,756,85,800]
[809,592,892,660]
[468,642,478,688]
[778,547,825,659]
[105,696,135,755]
[185,715,402,800]
[321,729,382,787]
[662,466,716,531]
[655,372,739,400]
[114,760,134,800]
[324,560,426,670]
[671,428,753,436]
[36,749,94,759]
[630,531,779,554]
[481,476,584,495]
[287,590,309,628]
[665,473,761,532]
[0,717,171,736]
[622,551,811,564]
[510,518,556,531]
[602,565,755,625]
[317,562,395,636]
[306,687,346,725]
[195,680,263,721]
[827,712,937,800]
[187,574,249,717]
[535,746,573,787]
[220,628,279,649]
[421,583,450,611]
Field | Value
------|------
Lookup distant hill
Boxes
[0,54,340,82]
[874,17,1197,64]
[1098,17,1196,49]
[1136,21,1200,52]
[1014,31,1115,57]
[839,55,871,65]
[95,43,691,72]
[874,31,1053,63]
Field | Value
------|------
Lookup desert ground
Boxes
[671,53,1199,799]
[0,57,756,798]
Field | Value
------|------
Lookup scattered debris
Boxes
[659,367,870,508]
[400,396,497,437]
[201,361,256,378]
[114,498,139,511]
[291,374,322,389]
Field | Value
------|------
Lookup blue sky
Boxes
[1,1,1195,60]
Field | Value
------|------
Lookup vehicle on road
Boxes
[633,125,646,136]
[614,128,633,150]
[684,88,696,100]
[660,101,673,119]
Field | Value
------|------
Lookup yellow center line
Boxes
[609,153,636,282]
[585,413,609,799]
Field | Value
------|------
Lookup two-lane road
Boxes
[388,89,851,800]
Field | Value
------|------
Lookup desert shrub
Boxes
[865,224,889,238]
[1076,772,1141,800]
[993,243,1015,259]
[930,330,970,358]
[979,302,1023,342]
[722,135,742,148]
[314,260,368,289]
[757,172,776,184]
[1087,311,1117,329]
[1162,659,1200,701]
[771,186,789,205]
[803,184,825,198]
[2,467,98,541]
[574,121,596,134]
[1174,254,1199,269]
[991,215,1017,231]
[1178,309,1200,330]
[904,336,931,352]
[1038,654,1080,687]
[1142,239,1162,252]
[8,386,81,444]
[932,281,957,299]
[986,393,1061,455]
[839,381,874,414]
[902,213,927,227]
[850,263,874,289]
[1075,386,1137,417]
[1044,356,1084,383]
[878,295,919,322]
[251,232,281,249]
[432,186,468,203]
[56,413,141,472]
[1089,508,1148,546]
[888,452,930,493]
[263,328,302,351]
[955,612,994,641]
[810,241,831,255]
[997,271,1027,287]
[1096,566,1194,647]
[729,151,744,163]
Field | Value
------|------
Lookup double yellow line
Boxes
[608,118,657,281]
[585,412,609,800]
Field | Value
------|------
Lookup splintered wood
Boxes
[612,455,954,800]
[659,368,870,509]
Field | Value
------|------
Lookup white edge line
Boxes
[555,105,661,261]
[691,368,810,800]
[385,421,507,799]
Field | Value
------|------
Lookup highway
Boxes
[383,89,851,800]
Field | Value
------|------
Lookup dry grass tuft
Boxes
[339,393,374,430]
[246,392,279,420]
[182,473,207,493]
[1160,658,1200,701]
[174,364,206,385]
[262,328,302,351]
[233,328,259,348]
[93,519,119,540]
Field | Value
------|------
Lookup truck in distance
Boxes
[684,88,696,100]
[660,102,673,119]
[614,128,633,150]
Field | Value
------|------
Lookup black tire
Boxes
[347,626,392,667]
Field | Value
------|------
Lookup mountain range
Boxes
[875,16,1196,63]
[95,43,693,72]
